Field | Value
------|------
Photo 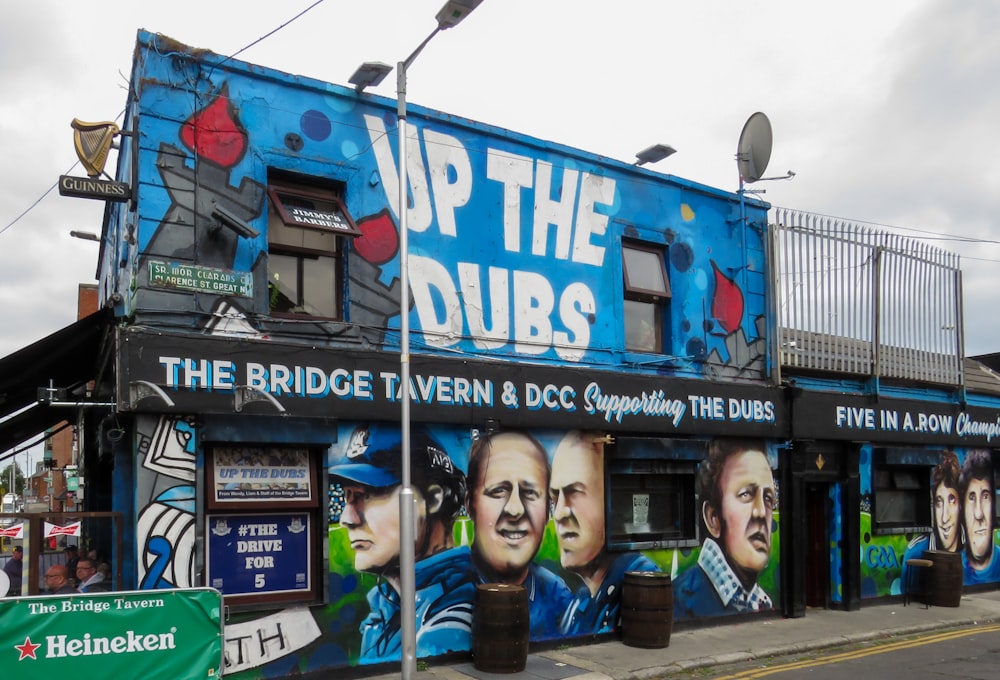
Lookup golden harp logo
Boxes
[59,118,130,202]
[71,118,120,178]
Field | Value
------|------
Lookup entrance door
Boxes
[805,482,829,607]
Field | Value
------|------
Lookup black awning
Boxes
[0,308,112,453]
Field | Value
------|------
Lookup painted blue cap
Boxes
[330,424,455,488]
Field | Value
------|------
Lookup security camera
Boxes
[211,204,259,239]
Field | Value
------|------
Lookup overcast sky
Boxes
[1,0,998,369]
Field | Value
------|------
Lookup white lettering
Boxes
[486,148,534,253]
[46,630,175,658]
[532,160,577,260]
[423,129,472,237]
[513,270,553,355]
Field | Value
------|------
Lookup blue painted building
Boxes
[105,30,784,676]
[4,29,1000,679]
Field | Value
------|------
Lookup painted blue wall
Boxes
[106,31,771,383]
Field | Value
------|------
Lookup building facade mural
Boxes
[128,406,783,673]
[7,28,987,680]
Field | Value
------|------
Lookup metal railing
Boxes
[772,209,964,385]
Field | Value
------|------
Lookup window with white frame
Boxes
[622,241,671,353]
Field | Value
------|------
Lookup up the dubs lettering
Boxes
[365,115,612,362]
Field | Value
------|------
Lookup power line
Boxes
[0,1,327,239]
[0,165,74,236]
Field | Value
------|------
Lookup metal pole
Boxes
[390,12,469,675]
[396,58,418,680]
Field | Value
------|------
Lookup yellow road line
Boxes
[710,623,1000,679]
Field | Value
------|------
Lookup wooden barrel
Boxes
[923,550,962,607]
[473,583,529,673]
[621,571,673,648]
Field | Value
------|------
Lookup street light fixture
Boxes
[348,61,392,92]
[69,230,100,242]
[633,143,677,166]
[351,2,484,677]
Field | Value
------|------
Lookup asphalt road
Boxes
[683,624,1000,680]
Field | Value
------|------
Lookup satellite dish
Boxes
[736,112,773,184]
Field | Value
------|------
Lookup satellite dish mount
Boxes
[737,111,773,187]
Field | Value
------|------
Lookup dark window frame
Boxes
[872,463,932,535]
[622,241,671,353]
[606,437,704,551]
[266,176,352,320]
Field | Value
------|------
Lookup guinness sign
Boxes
[58,174,131,202]
[58,118,132,202]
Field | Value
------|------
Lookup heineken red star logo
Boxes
[15,636,40,660]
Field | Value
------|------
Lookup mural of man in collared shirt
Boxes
[330,424,475,663]
[675,438,775,619]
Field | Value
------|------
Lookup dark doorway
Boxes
[805,482,830,607]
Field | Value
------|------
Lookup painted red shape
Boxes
[180,87,246,167]
[711,260,744,334]
[354,210,399,265]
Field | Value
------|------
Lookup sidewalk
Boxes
[361,590,1000,680]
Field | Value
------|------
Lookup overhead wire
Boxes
[0,0,327,240]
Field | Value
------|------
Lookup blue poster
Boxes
[206,512,311,596]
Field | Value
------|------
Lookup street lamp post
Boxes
[350,2,483,677]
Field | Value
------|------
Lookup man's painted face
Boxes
[964,476,994,564]
[339,484,429,573]
[550,440,605,571]
[712,450,775,579]
[471,433,548,579]
[934,482,961,552]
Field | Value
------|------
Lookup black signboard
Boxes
[58,175,131,202]
[117,327,787,436]
[267,187,360,236]
[792,390,1000,447]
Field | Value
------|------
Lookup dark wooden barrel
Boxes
[621,571,673,648]
[923,550,962,607]
[473,583,529,673]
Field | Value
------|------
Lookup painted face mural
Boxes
[934,481,961,552]
[959,449,995,571]
[674,439,776,619]
[331,426,449,576]
[707,447,775,582]
[550,432,605,575]
[964,476,993,566]
[930,451,962,553]
[468,432,549,581]
[340,484,405,573]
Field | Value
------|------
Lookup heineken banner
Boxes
[0,588,223,679]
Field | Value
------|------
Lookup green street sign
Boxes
[148,259,253,298]
[0,588,223,679]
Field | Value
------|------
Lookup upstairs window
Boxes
[622,242,671,353]
[267,176,359,319]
